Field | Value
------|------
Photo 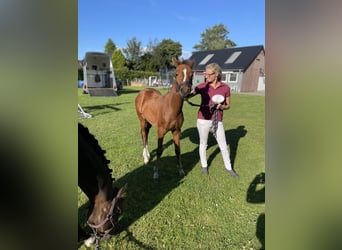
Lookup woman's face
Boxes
[204,70,217,83]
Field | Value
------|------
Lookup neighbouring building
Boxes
[189,45,265,92]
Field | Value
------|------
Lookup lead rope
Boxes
[185,99,201,107]
[210,104,218,138]
[89,226,102,250]
[95,233,101,250]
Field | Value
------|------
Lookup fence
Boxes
[130,77,171,88]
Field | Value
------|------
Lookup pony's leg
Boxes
[172,129,185,176]
[140,120,151,164]
[143,146,150,165]
[153,129,165,181]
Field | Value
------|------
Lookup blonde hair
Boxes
[206,63,222,81]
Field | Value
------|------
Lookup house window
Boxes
[228,72,238,82]
[224,51,242,64]
[221,74,227,82]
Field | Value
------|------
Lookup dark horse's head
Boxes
[86,183,126,236]
[171,57,195,98]
[78,123,127,245]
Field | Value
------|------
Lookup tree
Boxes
[154,39,182,69]
[122,37,142,70]
[111,49,126,70]
[146,38,159,54]
[104,38,117,55]
[193,24,236,51]
[134,38,160,71]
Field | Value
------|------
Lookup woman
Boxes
[190,63,239,178]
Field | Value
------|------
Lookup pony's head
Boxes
[172,57,195,98]
[87,183,127,236]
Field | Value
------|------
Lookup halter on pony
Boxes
[86,194,122,249]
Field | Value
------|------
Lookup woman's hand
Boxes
[217,103,225,110]
[187,89,196,98]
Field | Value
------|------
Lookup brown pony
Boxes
[78,123,126,248]
[135,57,195,181]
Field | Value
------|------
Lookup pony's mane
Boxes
[78,123,114,180]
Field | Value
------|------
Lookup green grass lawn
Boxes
[78,87,265,250]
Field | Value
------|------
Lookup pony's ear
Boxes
[117,183,127,199]
[172,57,179,67]
[189,59,196,68]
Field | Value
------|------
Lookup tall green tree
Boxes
[122,37,142,70]
[154,39,182,69]
[111,49,126,70]
[193,24,236,51]
[104,38,117,55]
[134,38,160,71]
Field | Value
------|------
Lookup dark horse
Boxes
[78,123,126,248]
[135,57,195,181]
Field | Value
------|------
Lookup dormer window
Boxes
[225,51,242,64]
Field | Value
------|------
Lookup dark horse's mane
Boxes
[79,123,113,173]
[78,123,115,200]
[79,123,110,169]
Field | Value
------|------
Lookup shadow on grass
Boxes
[226,125,248,167]
[81,102,131,116]
[246,172,265,250]
[118,88,141,95]
[96,127,200,248]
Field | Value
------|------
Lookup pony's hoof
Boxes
[179,170,185,177]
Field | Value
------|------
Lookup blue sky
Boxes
[78,0,265,60]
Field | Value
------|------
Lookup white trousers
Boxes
[196,118,232,170]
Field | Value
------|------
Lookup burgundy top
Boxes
[194,81,231,121]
